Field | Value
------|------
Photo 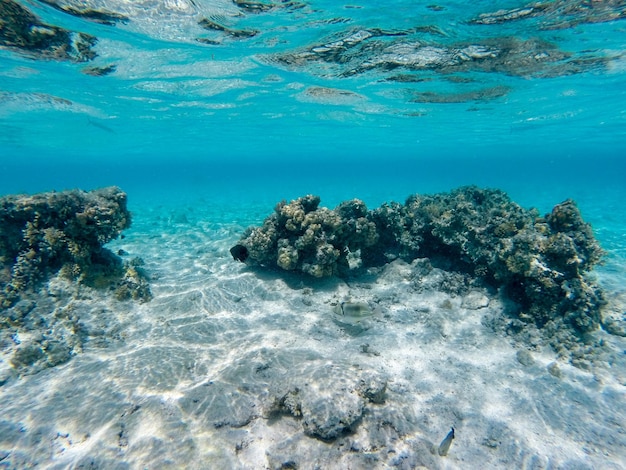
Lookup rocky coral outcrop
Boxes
[402,188,605,333]
[0,186,151,381]
[231,195,378,278]
[232,186,605,334]
[0,186,150,308]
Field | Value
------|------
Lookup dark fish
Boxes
[230,244,249,262]
[438,427,454,456]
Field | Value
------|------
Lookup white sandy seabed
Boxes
[1,203,626,470]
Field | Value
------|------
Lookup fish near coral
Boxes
[230,244,249,262]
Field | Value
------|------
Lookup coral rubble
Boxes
[0,186,151,308]
[232,186,605,334]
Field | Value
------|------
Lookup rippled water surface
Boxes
[1,0,625,161]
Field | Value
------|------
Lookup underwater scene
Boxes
[1,0,626,468]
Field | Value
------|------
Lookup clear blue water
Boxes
[1,1,625,222]
[1,1,626,468]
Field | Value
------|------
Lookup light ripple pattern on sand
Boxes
[0,205,625,469]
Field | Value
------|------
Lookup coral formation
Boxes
[0,186,151,308]
[232,195,378,278]
[0,186,151,380]
[402,188,605,333]
[232,186,605,334]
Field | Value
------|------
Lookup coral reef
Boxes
[231,195,378,278]
[0,186,151,308]
[0,186,151,380]
[232,186,605,334]
[402,188,605,333]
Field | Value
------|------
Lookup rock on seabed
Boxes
[232,186,606,338]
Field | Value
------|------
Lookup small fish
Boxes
[87,118,115,134]
[332,301,373,325]
[438,427,455,456]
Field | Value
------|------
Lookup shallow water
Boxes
[1,0,626,468]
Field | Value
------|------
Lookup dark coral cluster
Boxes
[391,188,605,333]
[231,186,605,333]
[0,186,151,309]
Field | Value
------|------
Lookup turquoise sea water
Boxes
[1,1,625,224]
[1,1,626,468]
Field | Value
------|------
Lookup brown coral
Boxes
[232,187,605,334]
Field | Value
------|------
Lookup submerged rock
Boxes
[0,186,150,308]
[232,186,605,339]
[461,291,490,310]
[300,391,364,441]
[268,364,388,442]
